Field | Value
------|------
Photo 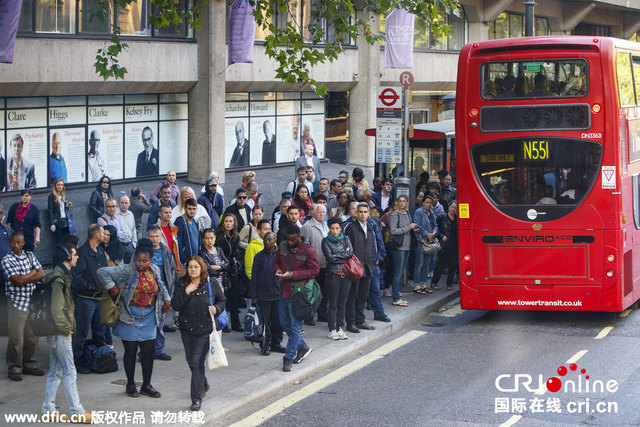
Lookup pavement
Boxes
[0,286,458,426]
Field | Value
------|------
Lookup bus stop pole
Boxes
[403,87,409,177]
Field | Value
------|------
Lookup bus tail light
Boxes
[606,254,615,263]
[470,108,479,117]
[592,104,601,113]
[465,269,474,277]
[463,254,471,262]
[606,270,615,278]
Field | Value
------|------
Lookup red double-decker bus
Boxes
[456,36,640,311]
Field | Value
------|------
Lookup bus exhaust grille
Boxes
[480,104,590,132]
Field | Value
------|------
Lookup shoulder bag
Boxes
[100,265,132,327]
[342,254,364,280]
[207,278,228,331]
[420,237,441,255]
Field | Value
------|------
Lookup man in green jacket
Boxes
[42,245,92,424]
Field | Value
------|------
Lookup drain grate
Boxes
[419,321,447,327]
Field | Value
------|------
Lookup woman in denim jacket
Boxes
[97,239,171,399]
[412,195,438,294]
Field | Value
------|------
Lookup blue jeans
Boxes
[279,298,305,360]
[367,264,386,317]
[154,313,166,356]
[42,335,84,415]
[391,249,410,302]
[72,297,106,363]
[413,246,433,285]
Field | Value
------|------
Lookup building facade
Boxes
[2,0,640,191]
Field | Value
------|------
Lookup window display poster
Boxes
[49,128,87,185]
[301,114,325,158]
[125,122,158,179]
[6,129,47,191]
[225,118,249,169]
[250,116,276,166]
[88,124,124,181]
[276,116,300,163]
[159,120,188,174]
[0,133,5,191]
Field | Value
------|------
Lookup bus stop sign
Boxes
[400,71,414,89]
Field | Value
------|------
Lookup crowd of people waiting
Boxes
[0,153,460,418]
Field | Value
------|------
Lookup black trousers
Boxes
[325,272,352,331]
[345,273,371,327]
[227,275,244,329]
[122,339,154,387]
[258,299,282,348]
[180,333,209,403]
[431,248,459,286]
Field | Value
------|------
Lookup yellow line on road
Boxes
[229,330,427,427]
[620,308,632,318]
[594,326,613,339]
[499,415,523,427]
[566,350,588,364]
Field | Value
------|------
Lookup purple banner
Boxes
[228,0,256,65]
[0,0,23,64]
[384,9,414,69]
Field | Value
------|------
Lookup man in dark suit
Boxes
[294,143,321,180]
[343,202,377,333]
[136,126,159,177]
[262,120,276,165]
[7,134,36,190]
[371,178,394,213]
[223,188,252,230]
[229,121,249,168]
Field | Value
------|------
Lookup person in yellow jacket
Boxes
[244,219,272,280]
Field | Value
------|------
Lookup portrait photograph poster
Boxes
[49,127,86,184]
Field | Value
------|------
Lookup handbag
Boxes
[207,278,228,331]
[421,237,441,255]
[100,265,131,327]
[206,315,228,370]
[342,255,364,280]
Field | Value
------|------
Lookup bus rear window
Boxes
[472,137,602,220]
[481,60,588,99]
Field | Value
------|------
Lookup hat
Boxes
[281,191,293,199]
[206,178,218,186]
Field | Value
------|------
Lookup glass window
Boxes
[19,0,33,32]
[481,60,588,99]
[617,52,636,107]
[36,0,76,33]
[275,0,301,33]
[472,137,603,217]
[447,10,465,51]
[117,0,150,36]
[535,17,550,37]
[79,0,112,34]
[412,6,466,51]
[509,13,523,38]
[153,0,188,37]
[633,57,640,106]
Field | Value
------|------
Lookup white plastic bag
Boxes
[206,314,228,370]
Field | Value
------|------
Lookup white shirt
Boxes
[359,221,368,238]
[381,193,390,212]
[116,210,137,246]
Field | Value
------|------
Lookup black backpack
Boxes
[28,276,60,337]
[82,340,118,374]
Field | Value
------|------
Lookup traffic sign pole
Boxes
[403,86,409,177]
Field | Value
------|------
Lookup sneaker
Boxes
[282,357,293,372]
[382,289,392,298]
[293,344,311,364]
[72,411,93,424]
[337,328,348,340]
[328,329,340,340]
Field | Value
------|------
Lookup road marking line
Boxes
[229,330,427,427]
[620,308,632,318]
[499,414,522,427]
[566,350,588,364]
[594,326,613,339]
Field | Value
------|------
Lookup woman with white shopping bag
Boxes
[171,256,226,411]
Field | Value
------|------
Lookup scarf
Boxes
[15,203,30,222]
[327,232,344,243]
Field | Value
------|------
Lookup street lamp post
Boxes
[524,0,536,36]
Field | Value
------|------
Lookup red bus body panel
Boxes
[456,36,640,311]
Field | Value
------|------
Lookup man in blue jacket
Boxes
[250,232,285,356]
[197,178,224,229]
